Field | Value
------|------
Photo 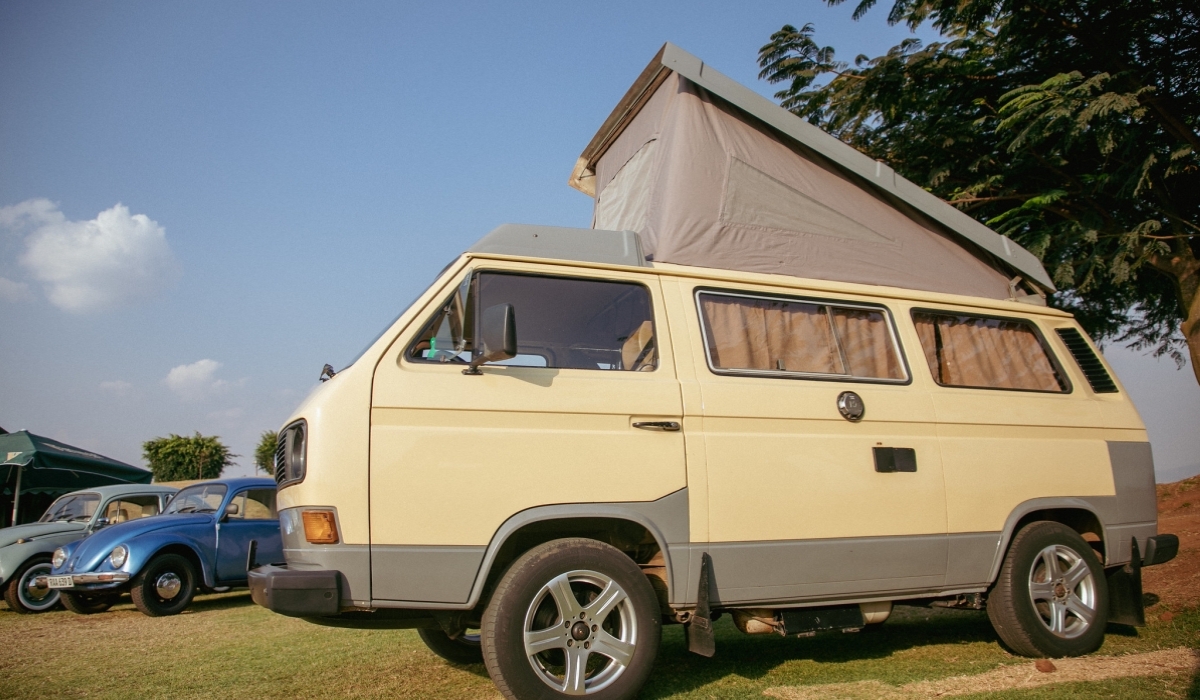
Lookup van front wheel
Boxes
[987,521,1108,657]
[481,538,661,700]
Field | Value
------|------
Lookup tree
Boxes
[758,0,1200,384]
[142,433,235,482]
[254,430,277,476]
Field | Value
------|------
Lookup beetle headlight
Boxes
[109,545,128,569]
[52,547,66,569]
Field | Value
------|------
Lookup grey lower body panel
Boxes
[371,545,486,604]
[675,534,952,607]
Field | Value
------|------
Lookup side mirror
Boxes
[465,303,516,374]
[223,503,240,518]
[93,517,109,529]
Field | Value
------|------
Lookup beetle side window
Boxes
[912,311,1069,393]
[226,489,278,520]
[697,291,906,381]
[103,495,162,524]
[410,272,658,371]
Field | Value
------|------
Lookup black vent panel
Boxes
[1055,328,1119,393]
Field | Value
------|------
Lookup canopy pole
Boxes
[10,464,21,527]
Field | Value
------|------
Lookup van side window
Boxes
[697,291,906,381]
[912,311,1069,393]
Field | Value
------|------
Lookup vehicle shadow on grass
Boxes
[184,591,256,613]
[639,608,999,698]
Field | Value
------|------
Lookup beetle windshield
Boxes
[164,484,228,514]
[38,493,101,523]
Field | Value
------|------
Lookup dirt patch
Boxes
[762,647,1199,699]
[1143,475,1200,609]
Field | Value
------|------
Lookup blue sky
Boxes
[1,1,1197,482]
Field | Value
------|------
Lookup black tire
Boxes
[3,557,60,614]
[481,538,661,700]
[419,627,484,665]
[60,591,119,614]
[130,553,197,617]
[987,521,1108,657]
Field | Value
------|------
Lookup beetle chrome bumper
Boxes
[33,572,130,590]
[248,563,340,617]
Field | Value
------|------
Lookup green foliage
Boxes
[254,430,278,476]
[759,0,1200,382]
[142,433,235,482]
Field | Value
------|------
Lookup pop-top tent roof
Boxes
[569,43,1053,301]
[1,430,151,496]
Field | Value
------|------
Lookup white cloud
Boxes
[0,198,180,313]
[0,276,31,302]
[99,380,133,396]
[165,359,230,401]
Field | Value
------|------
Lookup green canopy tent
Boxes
[1,431,152,528]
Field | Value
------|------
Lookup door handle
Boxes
[633,421,681,431]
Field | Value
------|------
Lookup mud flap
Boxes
[1106,537,1145,627]
[686,552,716,657]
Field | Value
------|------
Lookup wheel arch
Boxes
[464,499,685,612]
[988,498,1109,584]
[142,541,211,588]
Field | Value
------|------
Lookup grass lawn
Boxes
[1,591,1197,699]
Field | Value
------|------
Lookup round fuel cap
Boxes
[836,391,865,422]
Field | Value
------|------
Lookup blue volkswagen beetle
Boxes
[41,477,282,617]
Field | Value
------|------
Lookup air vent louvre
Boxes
[1055,328,1119,393]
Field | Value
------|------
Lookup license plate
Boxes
[47,576,73,589]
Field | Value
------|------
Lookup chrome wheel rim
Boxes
[522,569,637,695]
[19,563,59,611]
[155,572,182,600]
[1028,544,1097,639]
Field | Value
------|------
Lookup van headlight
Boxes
[52,547,67,569]
[276,420,307,486]
[109,545,128,569]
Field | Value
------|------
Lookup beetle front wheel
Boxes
[131,553,197,617]
[3,557,60,613]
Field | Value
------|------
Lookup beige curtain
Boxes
[699,294,902,379]
[913,313,1064,391]
[831,309,905,379]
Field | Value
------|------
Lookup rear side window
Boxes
[697,291,906,381]
[912,311,1069,393]
[409,272,658,371]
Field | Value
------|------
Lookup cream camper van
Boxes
[249,44,1178,700]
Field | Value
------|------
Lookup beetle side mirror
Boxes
[93,517,109,529]
[465,303,516,375]
[223,503,240,519]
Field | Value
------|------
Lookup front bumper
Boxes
[248,563,340,617]
[33,572,130,593]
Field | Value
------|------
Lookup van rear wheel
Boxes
[481,538,661,699]
[987,521,1108,657]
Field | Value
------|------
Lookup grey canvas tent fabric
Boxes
[571,45,1053,301]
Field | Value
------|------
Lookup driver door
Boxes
[215,488,281,582]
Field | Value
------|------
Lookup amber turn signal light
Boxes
[302,510,339,544]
